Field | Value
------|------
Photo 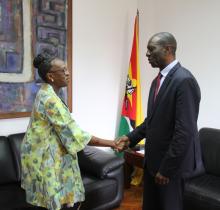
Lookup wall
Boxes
[138,0,220,129]
[1,0,220,137]
[72,0,138,139]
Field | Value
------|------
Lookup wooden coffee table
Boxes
[124,149,144,188]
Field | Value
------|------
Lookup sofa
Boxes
[184,127,220,210]
[0,133,124,210]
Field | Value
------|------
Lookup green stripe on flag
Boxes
[116,116,131,157]
[118,116,130,136]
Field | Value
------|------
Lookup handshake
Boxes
[113,135,130,152]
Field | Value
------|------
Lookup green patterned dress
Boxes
[21,84,92,210]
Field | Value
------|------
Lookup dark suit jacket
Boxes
[127,63,204,179]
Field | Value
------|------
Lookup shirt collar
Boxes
[160,60,178,77]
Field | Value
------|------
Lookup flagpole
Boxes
[137,9,139,41]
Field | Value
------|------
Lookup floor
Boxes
[113,185,143,210]
[13,186,143,210]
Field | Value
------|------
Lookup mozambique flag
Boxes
[118,11,143,141]
[118,11,144,186]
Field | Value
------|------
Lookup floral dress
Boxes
[21,84,91,210]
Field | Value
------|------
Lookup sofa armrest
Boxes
[78,146,124,179]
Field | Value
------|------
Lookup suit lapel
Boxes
[148,63,181,122]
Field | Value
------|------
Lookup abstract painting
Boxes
[0,0,72,119]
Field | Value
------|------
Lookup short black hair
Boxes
[151,32,177,55]
[33,49,56,82]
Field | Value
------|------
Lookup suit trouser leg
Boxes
[142,169,160,210]
[157,177,183,210]
[142,169,184,210]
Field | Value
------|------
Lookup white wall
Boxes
[138,0,220,129]
[72,0,138,139]
[1,0,220,136]
[0,117,29,136]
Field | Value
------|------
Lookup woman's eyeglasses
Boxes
[51,67,68,74]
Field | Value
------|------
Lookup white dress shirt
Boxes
[158,60,178,91]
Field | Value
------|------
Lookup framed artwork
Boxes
[0,0,72,119]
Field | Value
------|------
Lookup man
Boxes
[117,32,204,210]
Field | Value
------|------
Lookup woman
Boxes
[21,51,118,210]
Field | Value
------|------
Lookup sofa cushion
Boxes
[81,173,117,210]
[0,136,18,184]
[78,146,124,179]
[8,133,25,181]
[184,174,220,209]
[199,128,220,176]
[0,182,27,209]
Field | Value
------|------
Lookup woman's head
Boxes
[33,51,69,90]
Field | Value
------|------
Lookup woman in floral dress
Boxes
[21,51,118,210]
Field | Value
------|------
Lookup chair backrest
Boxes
[199,127,220,176]
[8,133,25,181]
[0,136,18,184]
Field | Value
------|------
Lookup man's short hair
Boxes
[152,32,177,55]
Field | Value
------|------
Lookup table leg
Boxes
[124,162,133,188]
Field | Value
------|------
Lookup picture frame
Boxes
[0,0,72,119]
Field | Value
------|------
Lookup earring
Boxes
[51,78,54,82]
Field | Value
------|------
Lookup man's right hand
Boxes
[115,136,130,152]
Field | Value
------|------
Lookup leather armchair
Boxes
[184,128,220,210]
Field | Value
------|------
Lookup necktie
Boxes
[154,73,162,102]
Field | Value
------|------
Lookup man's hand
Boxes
[155,172,169,185]
[114,136,130,152]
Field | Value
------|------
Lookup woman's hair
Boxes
[33,50,56,82]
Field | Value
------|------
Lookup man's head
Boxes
[146,32,177,70]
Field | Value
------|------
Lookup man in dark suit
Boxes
[117,32,204,210]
